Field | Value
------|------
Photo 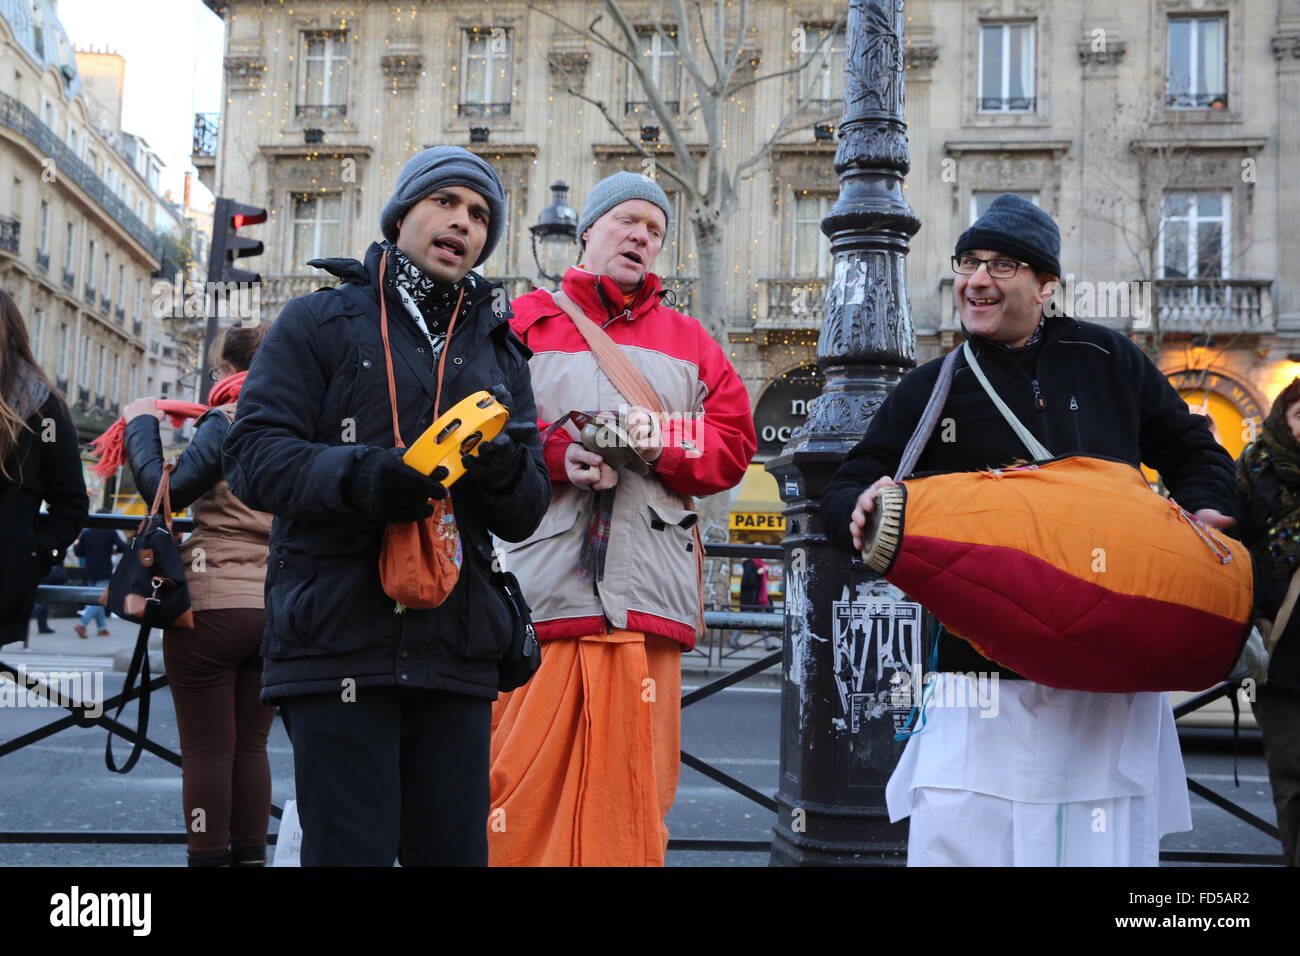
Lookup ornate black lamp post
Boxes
[766,0,931,866]
[530,181,578,288]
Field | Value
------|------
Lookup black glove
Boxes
[489,383,513,412]
[462,432,525,490]
[346,447,449,523]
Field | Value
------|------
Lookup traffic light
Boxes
[208,196,266,284]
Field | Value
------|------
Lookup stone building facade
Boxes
[198,0,1299,521]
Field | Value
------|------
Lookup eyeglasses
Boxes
[209,368,221,382]
[951,254,1030,279]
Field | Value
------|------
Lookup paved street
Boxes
[0,616,1284,867]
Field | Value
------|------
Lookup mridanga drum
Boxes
[861,455,1254,693]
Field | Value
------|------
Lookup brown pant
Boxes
[163,608,275,855]
[1252,682,1300,866]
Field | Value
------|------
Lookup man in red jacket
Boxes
[489,172,756,865]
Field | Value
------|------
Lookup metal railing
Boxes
[0,91,163,258]
[191,112,218,158]
[1166,91,1228,109]
[0,216,18,254]
[0,519,1284,864]
[978,95,1036,111]
[295,104,347,119]
[458,102,511,118]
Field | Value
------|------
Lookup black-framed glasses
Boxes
[951,254,1029,279]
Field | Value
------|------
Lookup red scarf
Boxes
[90,370,248,478]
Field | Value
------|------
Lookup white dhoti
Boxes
[886,673,1192,867]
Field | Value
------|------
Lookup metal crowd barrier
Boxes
[0,520,1284,864]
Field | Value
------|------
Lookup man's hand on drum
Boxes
[1194,508,1235,531]
[850,476,897,552]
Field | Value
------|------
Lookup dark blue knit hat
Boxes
[380,146,506,266]
[955,193,1061,278]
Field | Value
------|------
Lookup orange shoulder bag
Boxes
[377,251,465,611]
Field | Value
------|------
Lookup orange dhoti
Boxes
[488,630,682,866]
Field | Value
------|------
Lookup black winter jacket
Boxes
[822,315,1240,677]
[222,242,550,701]
[126,409,231,510]
[0,389,89,644]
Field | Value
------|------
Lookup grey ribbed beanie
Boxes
[578,171,672,240]
[380,146,506,266]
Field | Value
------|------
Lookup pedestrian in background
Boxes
[0,289,88,647]
[71,526,127,638]
[1236,377,1300,866]
[123,324,275,867]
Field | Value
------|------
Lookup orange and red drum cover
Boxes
[861,455,1254,692]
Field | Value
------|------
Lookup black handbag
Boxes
[103,462,192,630]
[493,569,541,692]
[101,462,191,774]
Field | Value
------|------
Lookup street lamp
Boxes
[766,0,928,866]
[530,181,578,288]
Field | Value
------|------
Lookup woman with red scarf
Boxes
[109,324,274,867]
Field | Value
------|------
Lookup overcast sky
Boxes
[57,0,225,208]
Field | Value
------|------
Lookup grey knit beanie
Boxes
[578,171,672,241]
[380,146,506,266]
[955,193,1061,278]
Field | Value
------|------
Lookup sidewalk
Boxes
[2,612,156,673]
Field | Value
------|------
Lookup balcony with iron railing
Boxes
[35,250,49,271]
[84,284,95,304]
[192,112,218,158]
[0,91,163,259]
[100,295,111,314]
[0,216,19,255]
[132,319,142,337]
[62,268,74,289]
[115,306,125,322]
[295,104,347,120]
[978,96,1036,112]
[457,102,511,118]
[1166,91,1228,110]
[752,278,828,333]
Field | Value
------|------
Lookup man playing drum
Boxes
[821,194,1239,866]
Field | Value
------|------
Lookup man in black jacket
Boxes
[223,146,549,866]
[821,194,1239,866]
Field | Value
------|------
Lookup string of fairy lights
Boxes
[217,1,848,385]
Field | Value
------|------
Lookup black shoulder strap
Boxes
[105,623,152,774]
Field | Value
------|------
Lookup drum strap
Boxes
[962,341,1053,463]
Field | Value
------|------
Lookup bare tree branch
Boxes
[692,0,720,86]
[561,84,697,196]
[601,0,700,191]
[723,17,844,99]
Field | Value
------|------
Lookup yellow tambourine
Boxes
[402,390,509,488]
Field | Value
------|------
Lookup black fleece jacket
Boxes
[822,315,1240,677]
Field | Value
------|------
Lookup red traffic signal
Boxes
[209,197,267,284]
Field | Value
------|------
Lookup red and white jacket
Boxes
[500,266,756,647]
